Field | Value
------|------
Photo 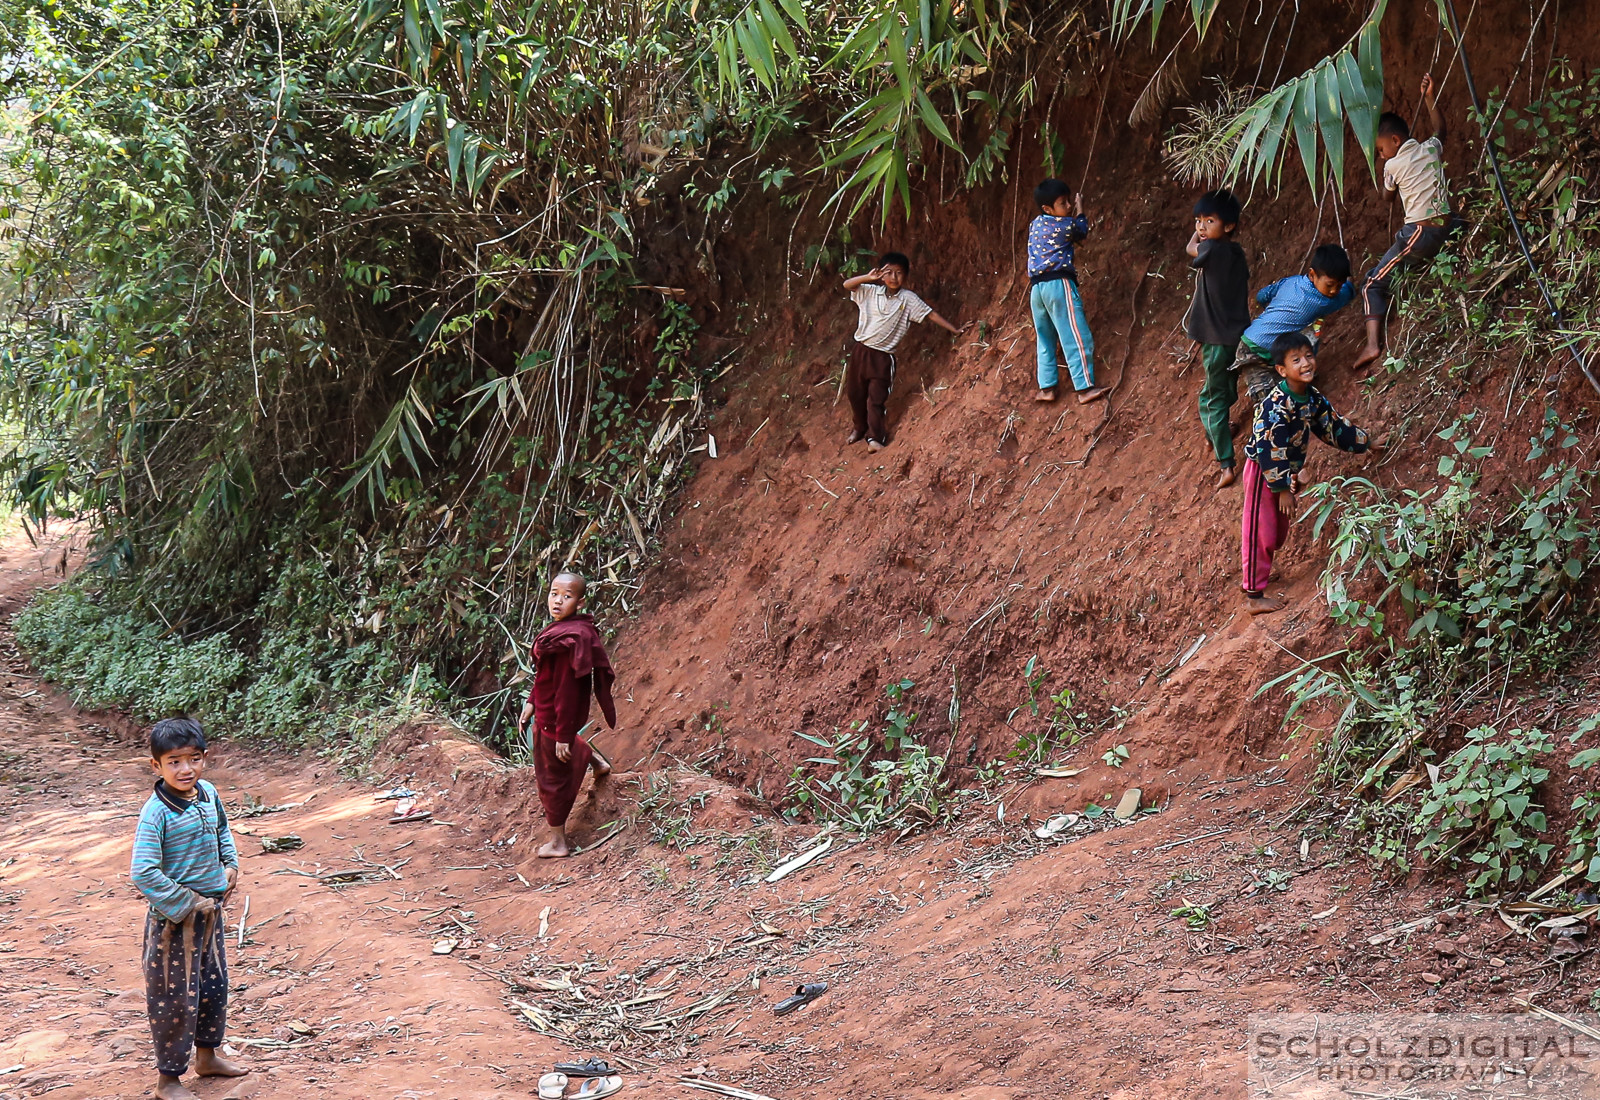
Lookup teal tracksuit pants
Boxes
[1030,277,1095,392]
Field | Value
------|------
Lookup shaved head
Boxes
[553,571,587,595]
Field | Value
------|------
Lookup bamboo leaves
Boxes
[1121,0,1391,194]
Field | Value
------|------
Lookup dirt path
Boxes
[0,528,1579,1100]
[0,531,552,1099]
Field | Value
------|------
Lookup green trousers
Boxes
[1198,342,1238,467]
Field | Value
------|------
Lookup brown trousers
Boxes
[845,339,896,444]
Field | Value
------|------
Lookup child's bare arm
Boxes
[1186,230,1202,259]
[843,267,883,291]
[927,310,967,335]
[1421,74,1445,142]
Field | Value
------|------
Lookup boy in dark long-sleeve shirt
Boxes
[516,571,617,857]
[131,718,247,1100]
[1241,332,1381,615]
[1184,188,1251,488]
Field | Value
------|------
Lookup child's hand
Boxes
[1420,73,1435,103]
[555,740,572,763]
[192,894,219,916]
[1275,488,1295,514]
[1367,437,1387,457]
[1074,192,1084,216]
[224,866,238,901]
[1294,468,1312,492]
[864,266,884,283]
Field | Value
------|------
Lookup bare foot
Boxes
[154,1077,201,1100]
[195,1048,247,1077]
[590,747,612,777]
[867,440,885,453]
[1034,387,1057,402]
[846,430,864,444]
[537,837,571,858]
[1215,466,1237,489]
[1075,385,1109,405]
[1245,594,1286,615]
[1351,344,1383,372]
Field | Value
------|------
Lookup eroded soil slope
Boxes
[602,0,1600,806]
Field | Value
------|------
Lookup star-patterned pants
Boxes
[143,905,228,1076]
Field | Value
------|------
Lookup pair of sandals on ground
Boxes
[539,1058,623,1099]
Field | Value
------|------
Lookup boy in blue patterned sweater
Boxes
[1241,332,1382,615]
[131,718,248,1099]
[1028,178,1108,405]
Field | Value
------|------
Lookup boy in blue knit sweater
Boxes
[1232,243,1356,403]
[131,718,247,1099]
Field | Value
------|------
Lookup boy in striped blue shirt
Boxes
[1231,243,1356,403]
[130,718,248,1099]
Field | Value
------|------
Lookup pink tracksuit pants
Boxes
[1240,459,1287,595]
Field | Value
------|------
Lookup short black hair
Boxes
[878,251,910,273]
[150,717,207,758]
[1271,331,1315,366]
[1309,243,1351,282]
[1377,112,1410,140]
[1193,188,1242,228]
[1033,178,1073,209]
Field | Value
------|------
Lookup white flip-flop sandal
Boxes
[572,1075,623,1099]
[538,1072,569,1099]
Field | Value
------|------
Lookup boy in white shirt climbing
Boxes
[1353,74,1466,372]
[841,252,964,452]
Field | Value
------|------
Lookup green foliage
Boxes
[13,587,445,745]
[1392,66,1600,371]
[1003,657,1091,772]
[1170,899,1212,930]
[1279,414,1596,793]
[699,0,1031,220]
[1129,0,1389,193]
[787,679,949,833]
[1416,726,1554,895]
[1560,715,1600,881]
[1274,409,1596,897]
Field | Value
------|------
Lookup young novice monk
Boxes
[841,252,963,452]
[1029,179,1107,405]
[130,717,248,1100]
[1233,243,1356,404]
[1241,332,1381,615]
[1353,74,1464,371]
[517,571,617,857]
[1184,188,1251,489]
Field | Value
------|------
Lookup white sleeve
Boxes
[850,285,871,306]
[903,292,934,323]
[1383,161,1397,192]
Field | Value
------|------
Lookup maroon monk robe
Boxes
[528,614,618,827]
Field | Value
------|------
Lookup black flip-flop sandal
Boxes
[555,1058,616,1078]
[772,981,827,1015]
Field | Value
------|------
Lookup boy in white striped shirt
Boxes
[841,252,964,452]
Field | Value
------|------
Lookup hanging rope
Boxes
[1439,0,1600,397]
